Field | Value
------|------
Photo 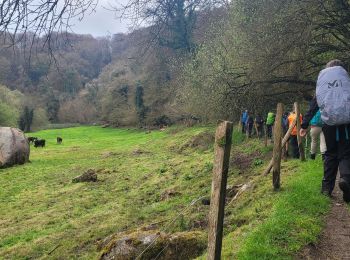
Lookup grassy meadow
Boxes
[0,126,330,259]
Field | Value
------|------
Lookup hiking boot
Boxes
[339,179,350,203]
[310,153,316,160]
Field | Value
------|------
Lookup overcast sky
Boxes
[70,0,130,37]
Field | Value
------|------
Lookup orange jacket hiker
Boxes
[288,112,302,136]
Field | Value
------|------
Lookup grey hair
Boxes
[326,59,345,68]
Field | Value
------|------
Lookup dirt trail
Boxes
[299,176,350,259]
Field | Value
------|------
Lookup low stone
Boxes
[0,127,30,168]
[72,169,97,183]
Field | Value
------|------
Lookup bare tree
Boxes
[113,0,222,52]
[0,0,98,53]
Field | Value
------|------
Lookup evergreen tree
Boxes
[135,83,147,125]
[18,106,34,132]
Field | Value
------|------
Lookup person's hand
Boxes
[300,128,307,137]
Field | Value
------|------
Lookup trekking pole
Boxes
[305,134,308,157]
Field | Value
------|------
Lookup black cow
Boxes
[27,137,38,144]
[34,139,46,148]
[57,137,63,144]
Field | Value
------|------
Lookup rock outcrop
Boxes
[0,127,30,168]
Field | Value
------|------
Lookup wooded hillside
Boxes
[1,0,349,129]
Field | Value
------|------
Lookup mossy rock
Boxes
[99,230,206,260]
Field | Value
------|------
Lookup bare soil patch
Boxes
[231,150,262,172]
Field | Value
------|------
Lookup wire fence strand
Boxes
[134,194,208,260]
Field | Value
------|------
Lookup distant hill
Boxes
[0,7,227,128]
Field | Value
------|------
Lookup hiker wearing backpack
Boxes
[300,59,350,201]
[255,114,264,138]
[246,114,254,138]
[241,110,248,134]
[282,112,290,156]
[266,111,275,139]
[288,111,303,158]
[309,110,327,160]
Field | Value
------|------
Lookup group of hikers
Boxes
[241,59,350,203]
[241,109,305,159]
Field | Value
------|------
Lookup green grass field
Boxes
[0,126,330,259]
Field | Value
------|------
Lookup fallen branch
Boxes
[227,182,251,206]
[263,118,297,176]
[48,244,61,255]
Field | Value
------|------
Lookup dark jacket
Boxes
[301,97,319,129]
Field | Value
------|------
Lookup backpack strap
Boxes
[346,126,349,141]
[336,127,340,142]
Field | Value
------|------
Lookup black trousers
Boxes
[241,123,246,134]
[289,135,299,158]
[267,124,273,138]
[257,124,263,138]
[322,124,350,193]
[247,123,253,137]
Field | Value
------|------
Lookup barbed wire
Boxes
[134,194,208,260]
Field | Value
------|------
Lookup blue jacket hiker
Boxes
[241,110,248,134]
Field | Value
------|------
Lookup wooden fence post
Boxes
[264,124,268,147]
[272,103,283,190]
[294,102,305,161]
[208,120,233,260]
[263,117,296,175]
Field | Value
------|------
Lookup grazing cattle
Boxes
[27,137,38,144]
[34,139,45,148]
[57,137,63,144]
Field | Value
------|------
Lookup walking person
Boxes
[288,111,303,159]
[309,110,327,160]
[282,112,290,157]
[246,113,254,138]
[266,111,275,139]
[255,114,264,138]
[241,110,248,134]
[300,59,350,201]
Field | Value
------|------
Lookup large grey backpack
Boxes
[316,66,350,125]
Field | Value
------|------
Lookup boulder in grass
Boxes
[99,230,206,260]
[72,169,97,183]
[0,127,30,168]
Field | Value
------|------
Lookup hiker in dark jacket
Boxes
[282,112,290,156]
[255,114,264,138]
[300,59,350,201]
[246,114,254,138]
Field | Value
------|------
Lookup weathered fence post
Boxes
[208,120,233,260]
[294,102,305,161]
[263,117,296,175]
[272,103,283,190]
